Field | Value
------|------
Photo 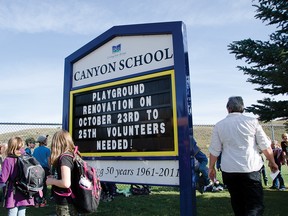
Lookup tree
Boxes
[228,0,288,129]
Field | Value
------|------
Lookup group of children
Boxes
[0,130,118,216]
[0,134,51,215]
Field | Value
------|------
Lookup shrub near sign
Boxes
[70,70,178,156]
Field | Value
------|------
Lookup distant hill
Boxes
[0,123,286,156]
[193,123,286,155]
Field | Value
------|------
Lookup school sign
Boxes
[63,22,195,216]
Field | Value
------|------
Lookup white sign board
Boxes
[72,34,174,88]
[88,160,180,185]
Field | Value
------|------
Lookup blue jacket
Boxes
[191,137,208,163]
[33,146,51,169]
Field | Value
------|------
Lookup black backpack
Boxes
[13,153,45,198]
[130,184,151,195]
[57,148,102,214]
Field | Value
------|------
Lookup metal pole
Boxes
[270,121,275,140]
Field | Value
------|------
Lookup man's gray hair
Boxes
[226,96,244,113]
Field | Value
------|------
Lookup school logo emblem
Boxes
[112,44,121,53]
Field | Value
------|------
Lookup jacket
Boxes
[0,156,34,208]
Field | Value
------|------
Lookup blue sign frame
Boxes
[63,21,195,216]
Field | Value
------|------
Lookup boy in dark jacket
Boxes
[191,138,212,193]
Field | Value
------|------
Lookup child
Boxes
[0,137,34,215]
[271,140,285,190]
[33,135,50,207]
[0,143,8,170]
[24,137,36,155]
[280,133,288,164]
[191,138,212,193]
[46,130,79,216]
[0,143,8,202]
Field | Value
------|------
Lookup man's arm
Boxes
[208,154,218,181]
[262,147,278,173]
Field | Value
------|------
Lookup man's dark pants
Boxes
[222,170,264,216]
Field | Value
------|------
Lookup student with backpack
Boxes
[47,129,101,215]
[0,137,34,216]
[46,130,80,216]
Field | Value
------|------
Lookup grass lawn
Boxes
[4,185,286,216]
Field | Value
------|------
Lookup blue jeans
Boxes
[8,206,26,216]
[194,151,210,185]
[272,166,285,188]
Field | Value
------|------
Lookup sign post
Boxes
[63,21,195,216]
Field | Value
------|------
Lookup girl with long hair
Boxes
[46,129,79,216]
[0,137,34,216]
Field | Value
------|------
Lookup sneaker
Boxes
[101,193,110,202]
[279,187,286,191]
[106,195,114,202]
[199,186,204,194]
[215,185,224,191]
[39,199,47,207]
[40,203,46,207]
[203,183,213,192]
[34,203,39,208]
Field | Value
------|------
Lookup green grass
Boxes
[2,185,287,216]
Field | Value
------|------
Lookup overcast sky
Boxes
[0,0,277,124]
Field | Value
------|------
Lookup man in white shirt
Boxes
[208,96,278,216]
